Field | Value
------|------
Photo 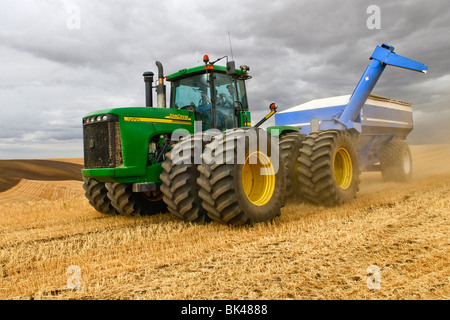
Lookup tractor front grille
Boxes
[83,114,123,168]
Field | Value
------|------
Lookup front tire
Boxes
[83,177,117,214]
[105,183,166,216]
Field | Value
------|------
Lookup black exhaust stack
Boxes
[155,61,166,108]
[143,71,154,107]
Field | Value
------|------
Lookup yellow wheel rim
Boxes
[334,148,353,190]
[242,151,276,206]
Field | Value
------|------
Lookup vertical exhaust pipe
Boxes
[155,61,166,108]
[143,71,154,107]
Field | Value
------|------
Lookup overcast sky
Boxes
[0,0,449,159]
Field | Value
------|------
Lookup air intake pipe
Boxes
[155,61,166,108]
[143,71,154,107]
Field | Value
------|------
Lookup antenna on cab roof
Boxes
[228,31,234,61]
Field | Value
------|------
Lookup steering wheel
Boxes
[181,103,197,112]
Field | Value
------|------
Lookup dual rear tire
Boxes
[161,128,286,226]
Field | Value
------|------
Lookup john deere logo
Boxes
[165,114,190,121]
[124,116,191,125]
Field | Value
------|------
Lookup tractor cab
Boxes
[166,55,251,131]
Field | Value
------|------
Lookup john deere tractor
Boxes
[82,55,304,225]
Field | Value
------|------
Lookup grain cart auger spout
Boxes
[278,43,428,207]
[320,43,428,132]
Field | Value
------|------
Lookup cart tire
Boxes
[380,139,412,182]
[279,131,306,202]
[298,130,360,206]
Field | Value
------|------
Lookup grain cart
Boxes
[82,55,302,225]
[275,44,428,206]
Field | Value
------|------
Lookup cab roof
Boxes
[166,64,248,81]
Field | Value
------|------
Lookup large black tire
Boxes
[160,133,218,222]
[279,131,306,202]
[82,177,117,214]
[105,182,166,216]
[197,128,286,226]
[380,139,412,182]
[298,130,360,206]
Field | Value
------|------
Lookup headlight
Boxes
[83,114,116,124]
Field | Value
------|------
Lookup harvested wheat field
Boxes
[0,145,449,300]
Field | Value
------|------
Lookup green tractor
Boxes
[82,55,304,225]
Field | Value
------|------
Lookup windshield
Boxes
[170,72,248,130]
[171,73,213,130]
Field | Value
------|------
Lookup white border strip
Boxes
[362,117,412,126]
[365,102,412,112]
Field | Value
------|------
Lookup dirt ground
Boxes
[0,145,448,300]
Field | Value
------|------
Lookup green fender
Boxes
[266,125,300,136]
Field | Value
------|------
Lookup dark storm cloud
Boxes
[0,0,449,159]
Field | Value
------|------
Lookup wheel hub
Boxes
[334,148,353,190]
[242,151,276,206]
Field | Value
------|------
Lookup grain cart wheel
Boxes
[298,130,360,206]
[380,139,412,182]
[160,132,219,222]
[83,177,117,214]
[197,128,286,226]
[105,183,166,216]
[279,131,306,202]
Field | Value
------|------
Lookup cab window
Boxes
[171,73,214,130]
